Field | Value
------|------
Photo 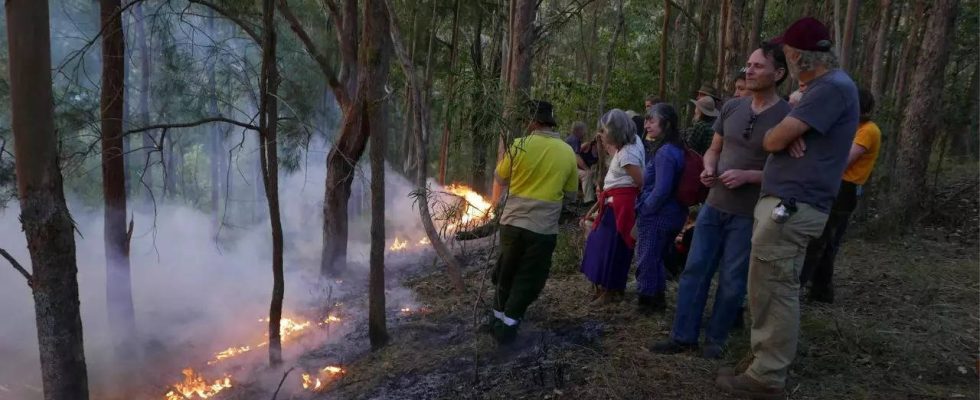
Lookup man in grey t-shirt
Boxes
[716,17,860,399]
[651,43,790,359]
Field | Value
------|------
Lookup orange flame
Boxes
[301,365,346,392]
[444,184,494,229]
[389,237,409,251]
[164,369,231,400]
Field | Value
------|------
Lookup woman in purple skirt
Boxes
[581,109,645,305]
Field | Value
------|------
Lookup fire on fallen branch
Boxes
[0,248,32,288]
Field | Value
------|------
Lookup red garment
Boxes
[592,186,640,249]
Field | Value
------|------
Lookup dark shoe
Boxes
[477,316,499,334]
[731,307,746,331]
[649,339,697,354]
[492,322,518,345]
[637,293,666,314]
[701,343,724,359]
[715,372,785,400]
[807,285,834,303]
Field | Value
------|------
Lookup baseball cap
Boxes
[769,17,833,52]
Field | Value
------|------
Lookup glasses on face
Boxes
[743,114,759,139]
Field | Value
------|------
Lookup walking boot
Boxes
[649,338,697,354]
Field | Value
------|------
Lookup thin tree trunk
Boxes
[715,0,730,90]
[6,0,90,398]
[100,0,138,365]
[259,0,284,366]
[840,0,860,71]
[386,0,466,294]
[722,0,746,94]
[691,2,708,99]
[870,0,892,100]
[208,11,223,232]
[658,0,670,100]
[748,0,766,49]
[833,0,842,55]
[364,0,393,348]
[135,2,154,204]
[470,8,489,194]
[438,0,462,185]
[883,0,960,227]
[598,0,624,115]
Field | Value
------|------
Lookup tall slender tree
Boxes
[840,0,861,71]
[5,0,90,398]
[100,0,139,364]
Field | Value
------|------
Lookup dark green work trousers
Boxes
[493,224,558,320]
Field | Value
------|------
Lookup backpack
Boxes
[675,147,708,207]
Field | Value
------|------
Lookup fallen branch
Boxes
[0,248,32,288]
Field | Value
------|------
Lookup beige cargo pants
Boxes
[745,196,828,388]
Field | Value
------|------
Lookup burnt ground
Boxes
[296,174,979,400]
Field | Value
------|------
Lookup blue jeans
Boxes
[669,205,753,346]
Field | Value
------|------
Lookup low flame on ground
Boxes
[301,365,346,392]
[389,237,409,251]
[164,369,231,400]
[399,306,431,316]
[166,315,336,399]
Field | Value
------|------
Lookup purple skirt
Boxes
[581,207,634,290]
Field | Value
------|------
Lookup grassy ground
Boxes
[322,180,978,399]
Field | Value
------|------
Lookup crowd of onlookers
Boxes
[484,17,881,399]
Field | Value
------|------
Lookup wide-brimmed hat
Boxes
[697,84,720,100]
[689,96,720,117]
[770,17,833,52]
[528,99,557,127]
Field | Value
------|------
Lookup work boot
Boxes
[637,292,666,315]
[492,322,519,345]
[648,338,697,354]
[715,371,785,400]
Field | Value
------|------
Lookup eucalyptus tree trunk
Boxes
[690,3,708,99]
[258,0,285,366]
[840,0,861,71]
[714,0,730,90]
[598,0,624,115]
[6,0,90,398]
[883,0,960,228]
[722,0,746,94]
[748,0,766,49]
[870,0,892,100]
[437,0,461,185]
[100,0,139,365]
[657,0,670,101]
[364,0,393,348]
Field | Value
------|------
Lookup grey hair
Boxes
[598,109,635,149]
[797,48,839,71]
[571,121,588,135]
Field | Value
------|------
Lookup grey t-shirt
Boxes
[761,69,860,213]
[708,97,791,216]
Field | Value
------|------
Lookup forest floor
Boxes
[311,174,979,400]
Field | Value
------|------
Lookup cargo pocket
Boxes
[753,244,802,292]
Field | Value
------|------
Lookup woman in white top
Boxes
[580,109,644,305]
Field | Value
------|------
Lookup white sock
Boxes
[492,309,505,320]
[501,315,519,327]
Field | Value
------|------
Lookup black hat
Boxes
[529,100,557,127]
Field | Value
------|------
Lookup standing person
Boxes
[581,109,645,305]
[683,96,720,154]
[634,104,688,313]
[715,18,859,399]
[645,95,663,111]
[651,42,790,359]
[800,88,881,303]
[488,100,579,345]
[565,121,590,204]
[696,84,721,103]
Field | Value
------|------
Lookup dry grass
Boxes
[319,178,979,399]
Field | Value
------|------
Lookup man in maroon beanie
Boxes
[715,17,860,399]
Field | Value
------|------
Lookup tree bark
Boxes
[748,0,766,50]
[714,0,730,90]
[134,2,154,205]
[207,11,223,233]
[598,0,625,115]
[883,0,959,227]
[100,0,139,365]
[657,0,670,101]
[469,8,490,194]
[363,0,392,349]
[722,0,746,94]
[6,1,90,398]
[691,2,708,99]
[840,0,861,71]
[870,0,892,100]
[258,0,285,366]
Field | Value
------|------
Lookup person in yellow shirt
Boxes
[485,100,579,344]
[800,88,881,303]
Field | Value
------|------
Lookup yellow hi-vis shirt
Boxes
[495,130,579,234]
